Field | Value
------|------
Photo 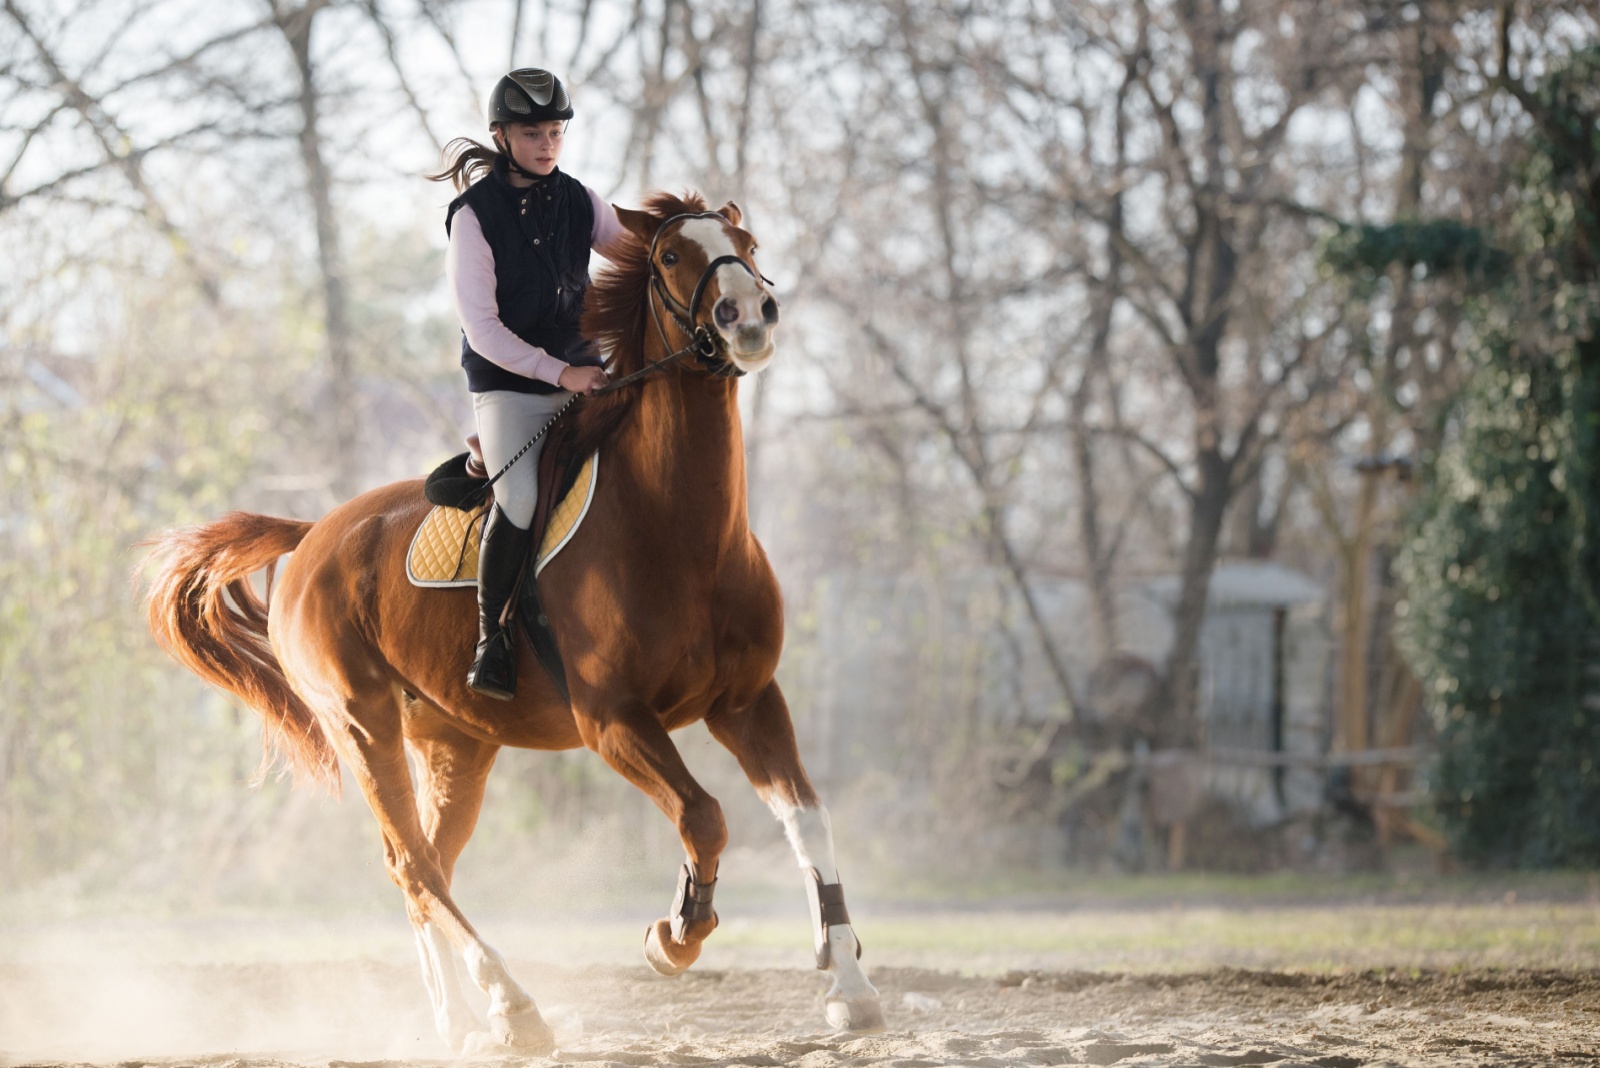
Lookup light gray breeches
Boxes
[472,388,574,530]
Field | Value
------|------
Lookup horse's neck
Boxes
[618,371,749,545]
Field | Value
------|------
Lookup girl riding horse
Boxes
[144,73,884,1054]
[430,68,618,700]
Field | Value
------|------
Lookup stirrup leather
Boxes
[669,861,717,942]
[805,866,863,969]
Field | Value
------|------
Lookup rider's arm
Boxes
[446,204,568,386]
[588,186,629,261]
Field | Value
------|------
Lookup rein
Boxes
[474,324,701,497]
[592,327,716,394]
[478,391,581,494]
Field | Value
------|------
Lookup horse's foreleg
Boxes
[407,717,500,1051]
[576,701,727,976]
[706,682,885,1033]
[326,692,550,1054]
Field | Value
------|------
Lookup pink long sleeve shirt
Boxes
[446,185,629,387]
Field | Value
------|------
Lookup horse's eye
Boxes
[661,251,679,267]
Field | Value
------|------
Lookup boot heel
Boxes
[468,633,517,700]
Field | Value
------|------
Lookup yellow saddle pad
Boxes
[407,452,598,588]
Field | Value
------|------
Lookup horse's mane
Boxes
[551,190,711,463]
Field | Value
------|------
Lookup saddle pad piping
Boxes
[536,450,598,578]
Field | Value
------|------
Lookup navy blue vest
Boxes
[446,157,600,394]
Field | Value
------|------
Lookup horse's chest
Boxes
[643,584,779,717]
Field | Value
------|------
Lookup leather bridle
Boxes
[644,211,773,380]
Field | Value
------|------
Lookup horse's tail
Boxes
[142,512,339,791]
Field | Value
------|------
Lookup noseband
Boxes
[646,212,773,380]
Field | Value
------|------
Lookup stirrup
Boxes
[467,630,516,700]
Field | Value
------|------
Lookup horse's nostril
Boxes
[715,297,740,327]
[762,297,780,324]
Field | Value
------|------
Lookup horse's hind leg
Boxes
[574,700,727,976]
[405,708,500,1051]
[706,680,885,1033]
[327,686,551,1053]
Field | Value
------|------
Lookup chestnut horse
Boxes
[144,193,884,1053]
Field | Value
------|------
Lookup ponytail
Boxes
[427,135,503,193]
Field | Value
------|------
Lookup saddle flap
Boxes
[518,576,569,704]
[530,419,592,553]
[511,422,600,705]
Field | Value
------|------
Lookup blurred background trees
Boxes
[3,0,1599,899]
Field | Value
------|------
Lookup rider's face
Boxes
[499,121,565,176]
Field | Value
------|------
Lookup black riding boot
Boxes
[467,504,534,700]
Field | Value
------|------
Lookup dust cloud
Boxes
[0,924,434,1061]
[6,950,1600,1066]
[4,890,1600,1067]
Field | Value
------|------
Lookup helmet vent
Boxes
[503,87,531,115]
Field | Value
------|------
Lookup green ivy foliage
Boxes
[1392,47,1600,867]
[1320,218,1510,295]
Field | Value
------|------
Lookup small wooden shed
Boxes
[793,561,1331,826]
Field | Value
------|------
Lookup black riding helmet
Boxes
[488,68,573,127]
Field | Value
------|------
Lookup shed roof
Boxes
[1143,560,1324,608]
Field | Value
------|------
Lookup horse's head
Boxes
[617,200,780,376]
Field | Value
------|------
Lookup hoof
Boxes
[826,995,887,1033]
[643,918,702,977]
[488,1005,555,1053]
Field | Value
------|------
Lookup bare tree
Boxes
[268,0,358,499]
[1049,0,1366,743]
[0,0,246,301]
[781,0,1366,752]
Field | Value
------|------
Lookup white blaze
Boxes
[679,216,739,261]
[677,216,773,370]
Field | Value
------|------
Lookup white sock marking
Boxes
[768,799,878,1003]
[413,921,473,1047]
[770,799,840,880]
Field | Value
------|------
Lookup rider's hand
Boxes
[558,365,610,395]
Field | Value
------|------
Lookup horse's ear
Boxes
[717,200,742,227]
[616,205,661,243]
